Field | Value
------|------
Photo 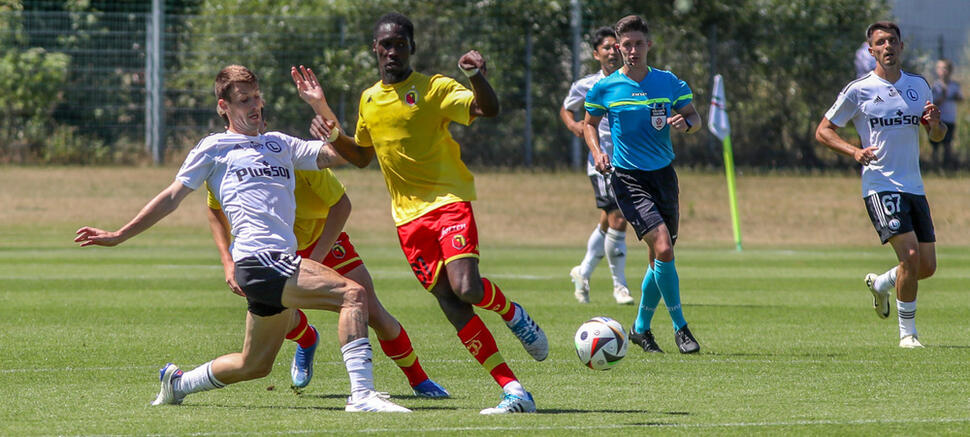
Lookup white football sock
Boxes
[502,380,528,398]
[174,361,225,398]
[897,299,917,338]
[604,228,628,287]
[579,227,606,278]
[342,337,376,400]
[874,266,898,293]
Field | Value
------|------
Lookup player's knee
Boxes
[920,258,937,279]
[454,280,483,304]
[342,282,367,309]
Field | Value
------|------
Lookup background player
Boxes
[560,26,633,305]
[816,21,945,348]
[206,165,449,397]
[294,13,547,414]
[75,65,410,412]
[583,15,702,354]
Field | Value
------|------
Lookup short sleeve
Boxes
[175,140,214,190]
[584,81,607,117]
[824,86,859,128]
[276,132,321,171]
[563,80,587,111]
[306,169,346,208]
[431,75,474,126]
[354,94,374,148]
[204,182,221,209]
[671,74,693,110]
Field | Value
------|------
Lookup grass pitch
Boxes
[2,167,970,435]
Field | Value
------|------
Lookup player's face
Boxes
[373,23,412,81]
[868,29,903,68]
[936,61,951,80]
[593,36,621,73]
[220,82,263,136]
[616,31,651,69]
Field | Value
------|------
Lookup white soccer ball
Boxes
[574,316,627,370]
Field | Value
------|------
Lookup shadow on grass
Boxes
[538,408,689,415]
[704,351,845,358]
[929,344,970,349]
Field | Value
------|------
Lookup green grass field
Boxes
[2,168,970,435]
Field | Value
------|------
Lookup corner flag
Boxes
[708,74,742,251]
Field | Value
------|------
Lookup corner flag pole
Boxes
[708,74,742,251]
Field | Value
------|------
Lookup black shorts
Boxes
[589,172,619,212]
[864,192,936,244]
[234,251,302,317]
[611,165,679,241]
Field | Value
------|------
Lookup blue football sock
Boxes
[633,266,662,333]
[654,258,686,331]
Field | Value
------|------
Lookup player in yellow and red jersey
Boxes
[292,12,547,414]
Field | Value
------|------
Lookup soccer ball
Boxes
[574,316,627,370]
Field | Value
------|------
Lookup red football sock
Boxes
[457,315,517,388]
[474,277,517,322]
[378,324,429,387]
[285,309,317,349]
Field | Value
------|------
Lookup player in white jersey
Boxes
[816,22,946,349]
[74,65,410,412]
[560,26,632,305]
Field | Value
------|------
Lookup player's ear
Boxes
[410,39,416,54]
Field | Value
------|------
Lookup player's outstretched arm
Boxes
[74,180,193,247]
[291,65,340,124]
[815,117,877,166]
[310,115,374,168]
[205,204,244,297]
[308,194,351,263]
[460,50,499,118]
[583,112,611,173]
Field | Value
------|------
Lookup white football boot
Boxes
[151,363,184,406]
[505,302,549,361]
[899,335,924,348]
[480,392,536,414]
[345,391,412,413]
[865,273,891,319]
[613,284,634,305]
[570,266,590,303]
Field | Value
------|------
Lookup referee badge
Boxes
[651,105,667,131]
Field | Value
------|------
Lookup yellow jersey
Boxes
[207,169,345,250]
[354,72,477,225]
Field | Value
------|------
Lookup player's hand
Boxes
[458,50,487,76]
[921,100,941,127]
[593,152,612,174]
[223,264,245,297]
[854,146,878,166]
[291,65,327,105]
[74,226,123,247]
[667,114,689,132]
[568,120,585,138]
[309,115,338,142]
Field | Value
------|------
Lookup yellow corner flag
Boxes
[708,74,742,251]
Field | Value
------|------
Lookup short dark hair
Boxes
[214,64,258,103]
[866,21,901,44]
[614,15,649,37]
[589,26,616,49]
[374,12,415,50]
